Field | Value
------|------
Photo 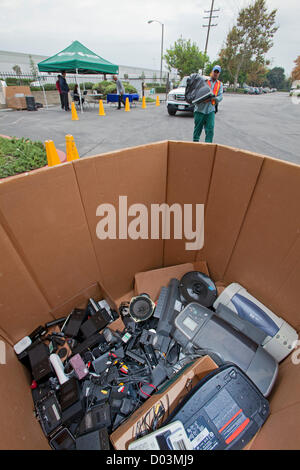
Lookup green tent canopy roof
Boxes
[38,40,118,74]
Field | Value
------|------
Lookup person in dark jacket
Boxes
[55,74,64,109]
[59,71,70,111]
[73,84,84,107]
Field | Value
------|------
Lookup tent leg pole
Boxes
[39,76,48,109]
[76,69,83,114]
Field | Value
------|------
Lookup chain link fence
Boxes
[0,71,176,108]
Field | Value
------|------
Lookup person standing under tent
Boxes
[113,75,126,109]
[59,71,70,111]
[56,74,64,109]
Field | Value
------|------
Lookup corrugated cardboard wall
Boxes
[0,335,49,450]
[163,141,216,266]
[73,143,168,299]
[0,164,101,342]
[223,156,300,330]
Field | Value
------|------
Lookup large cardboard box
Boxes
[0,141,300,450]
[5,86,30,109]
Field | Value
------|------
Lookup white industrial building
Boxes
[0,49,176,81]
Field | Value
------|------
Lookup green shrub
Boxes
[91,80,137,96]
[5,77,32,86]
[92,80,113,94]
[0,137,47,178]
[44,84,57,91]
[83,82,94,89]
[139,97,155,103]
[154,86,166,93]
[30,84,57,91]
[226,88,245,94]
[104,83,117,94]
[124,84,137,94]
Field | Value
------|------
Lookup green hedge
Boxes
[139,97,156,103]
[0,137,47,178]
[154,86,166,93]
[226,88,246,94]
[4,77,32,86]
[82,82,94,90]
[30,83,57,91]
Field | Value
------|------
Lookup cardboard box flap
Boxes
[198,145,264,281]
[0,337,49,450]
[163,141,216,266]
[250,403,300,450]
[224,157,300,329]
[0,223,52,343]
[73,142,168,299]
[134,261,209,300]
[0,164,100,311]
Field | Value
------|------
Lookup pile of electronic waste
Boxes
[14,271,298,450]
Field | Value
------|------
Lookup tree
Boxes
[219,0,278,89]
[29,55,38,79]
[12,65,22,85]
[266,67,286,89]
[12,65,22,75]
[164,37,208,79]
[291,56,300,81]
[247,61,268,86]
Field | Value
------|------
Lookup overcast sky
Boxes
[1,0,299,76]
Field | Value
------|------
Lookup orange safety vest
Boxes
[208,79,221,105]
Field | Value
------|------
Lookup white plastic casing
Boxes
[13,336,32,355]
[213,283,298,362]
[50,353,69,385]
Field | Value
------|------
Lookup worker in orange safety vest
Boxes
[193,65,223,143]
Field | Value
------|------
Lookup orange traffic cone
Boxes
[156,95,160,106]
[71,102,79,121]
[142,96,147,109]
[65,134,80,161]
[125,97,130,112]
[99,99,106,116]
[45,140,61,167]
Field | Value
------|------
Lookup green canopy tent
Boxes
[38,40,119,112]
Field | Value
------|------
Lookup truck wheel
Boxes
[168,108,177,116]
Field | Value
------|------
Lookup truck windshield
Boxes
[179,77,188,87]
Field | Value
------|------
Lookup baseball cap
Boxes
[212,65,221,73]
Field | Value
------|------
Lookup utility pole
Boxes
[203,0,220,57]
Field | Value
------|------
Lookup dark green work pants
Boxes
[193,111,215,143]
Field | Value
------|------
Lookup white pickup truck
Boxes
[166,76,194,116]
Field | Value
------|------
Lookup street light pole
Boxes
[148,19,164,84]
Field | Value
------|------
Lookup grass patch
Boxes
[0,136,47,178]
[138,97,156,103]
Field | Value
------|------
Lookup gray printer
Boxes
[172,302,278,397]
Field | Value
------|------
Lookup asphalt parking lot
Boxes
[0,92,299,164]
